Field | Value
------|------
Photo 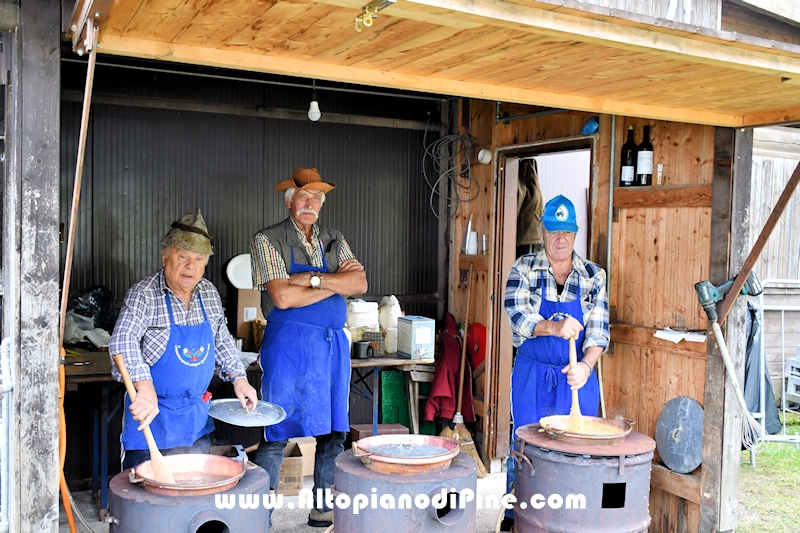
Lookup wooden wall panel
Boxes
[611,206,710,329]
[605,121,718,532]
[603,344,705,439]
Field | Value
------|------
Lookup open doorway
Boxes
[504,149,591,257]
[486,136,596,460]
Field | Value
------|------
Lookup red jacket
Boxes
[423,312,475,423]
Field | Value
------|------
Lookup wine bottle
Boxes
[619,125,637,187]
[636,125,653,186]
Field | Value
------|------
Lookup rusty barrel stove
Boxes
[107,452,271,533]
[334,434,478,532]
[513,421,656,533]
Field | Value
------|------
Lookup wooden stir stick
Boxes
[113,354,176,484]
[567,336,585,433]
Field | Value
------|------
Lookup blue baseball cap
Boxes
[542,195,578,233]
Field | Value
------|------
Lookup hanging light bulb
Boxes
[308,81,321,122]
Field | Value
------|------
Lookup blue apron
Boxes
[122,291,216,451]
[260,248,350,442]
[510,274,600,433]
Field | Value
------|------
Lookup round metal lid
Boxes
[208,398,286,427]
[655,396,704,473]
[515,424,655,457]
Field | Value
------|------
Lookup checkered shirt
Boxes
[250,218,356,288]
[504,250,610,351]
[108,270,244,383]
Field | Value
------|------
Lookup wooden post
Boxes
[4,1,61,531]
[699,127,734,533]
[699,127,753,532]
[717,127,754,531]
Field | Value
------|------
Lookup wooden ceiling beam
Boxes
[96,34,744,126]
[402,0,800,83]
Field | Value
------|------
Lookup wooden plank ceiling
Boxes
[70,0,800,127]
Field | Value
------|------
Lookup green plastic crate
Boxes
[420,420,436,435]
[381,370,410,427]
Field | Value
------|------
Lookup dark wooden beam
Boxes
[7,1,61,531]
[717,127,755,532]
[699,127,734,533]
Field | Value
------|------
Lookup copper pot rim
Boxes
[351,434,460,474]
[131,453,246,495]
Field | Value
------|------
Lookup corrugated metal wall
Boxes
[60,60,445,319]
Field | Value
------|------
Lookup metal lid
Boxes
[515,424,655,457]
[208,399,286,427]
[655,396,704,473]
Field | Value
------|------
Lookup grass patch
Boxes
[737,410,800,533]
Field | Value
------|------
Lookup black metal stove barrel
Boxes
[334,450,477,533]
[513,426,656,533]
[108,465,271,533]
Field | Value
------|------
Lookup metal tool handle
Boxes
[351,442,371,458]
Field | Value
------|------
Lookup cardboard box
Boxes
[233,289,265,351]
[397,316,435,359]
[278,440,305,496]
[349,423,409,443]
[289,436,317,477]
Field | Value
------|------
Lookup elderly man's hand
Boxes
[337,259,364,272]
[562,360,591,390]
[129,380,159,431]
[550,316,584,340]
[232,377,258,411]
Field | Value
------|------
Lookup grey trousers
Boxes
[252,431,346,511]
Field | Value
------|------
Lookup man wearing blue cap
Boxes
[500,194,610,530]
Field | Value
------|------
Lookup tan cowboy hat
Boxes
[160,208,215,255]
[274,167,336,193]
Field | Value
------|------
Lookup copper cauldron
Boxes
[130,452,250,496]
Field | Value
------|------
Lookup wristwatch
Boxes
[310,272,323,289]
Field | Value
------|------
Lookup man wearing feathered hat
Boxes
[109,208,258,470]
[250,168,367,528]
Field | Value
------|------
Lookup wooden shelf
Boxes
[459,254,489,272]
[610,323,707,359]
[613,184,713,209]
[650,464,701,504]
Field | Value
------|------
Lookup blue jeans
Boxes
[122,433,211,470]
[505,440,517,519]
[251,431,346,511]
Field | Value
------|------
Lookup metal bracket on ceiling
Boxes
[67,0,113,54]
[495,101,568,124]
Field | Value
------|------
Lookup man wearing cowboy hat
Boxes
[110,208,258,470]
[500,195,610,531]
[250,168,367,527]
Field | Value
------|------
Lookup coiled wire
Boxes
[422,118,480,219]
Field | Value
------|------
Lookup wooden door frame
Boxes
[487,135,599,460]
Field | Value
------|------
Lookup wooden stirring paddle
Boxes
[567,336,585,433]
[113,354,176,484]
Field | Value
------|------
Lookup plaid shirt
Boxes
[250,218,356,288]
[504,250,610,351]
[108,270,244,383]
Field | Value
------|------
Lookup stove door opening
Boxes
[601,482,626,509]
[426,488,466,525]
[193,519,231,533]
